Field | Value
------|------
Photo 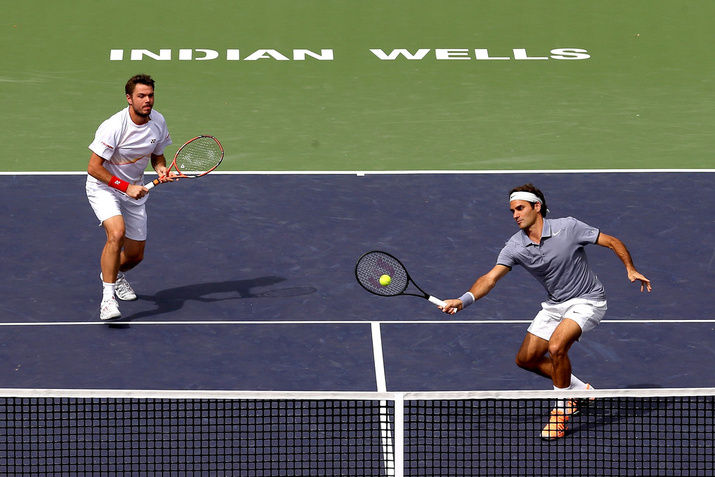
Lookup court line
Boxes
[371,322,388,392]
[0,319,712,326]
[1,169,713,176]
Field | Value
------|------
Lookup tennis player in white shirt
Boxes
[86,74,174,321]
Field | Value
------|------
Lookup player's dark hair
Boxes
[510,183,548,217]
[125,74,155,95]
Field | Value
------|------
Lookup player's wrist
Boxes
[459,291,475,308]
[108,175,130,193]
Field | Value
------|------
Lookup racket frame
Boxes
[144,135,224,190]
[355,250,447,308]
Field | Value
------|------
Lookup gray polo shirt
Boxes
[497,217,606,304]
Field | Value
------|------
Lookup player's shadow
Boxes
[114,276,317,322]
[567,384,666,438]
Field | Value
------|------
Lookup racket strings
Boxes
[175,137,223,176]
[356,252,408,296]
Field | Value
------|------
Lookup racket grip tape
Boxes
[428,296,448,308]
[144,178,161,190]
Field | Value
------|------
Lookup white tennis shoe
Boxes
[114,274,137,301]
[100,296,122,321]
[100,273,137,301]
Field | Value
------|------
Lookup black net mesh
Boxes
[0,390,712,476]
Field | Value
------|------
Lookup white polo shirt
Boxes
[88,107,172,186]
[497,217,606,304]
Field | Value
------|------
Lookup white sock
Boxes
[569,374,589,390]
[102,282,116,301]
[553,385,573,414]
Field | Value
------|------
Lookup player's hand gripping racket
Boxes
[355,251,447,308]
[144,135,224,190]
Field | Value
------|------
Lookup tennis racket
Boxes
[145,135,224,190]
[355,250,447,308]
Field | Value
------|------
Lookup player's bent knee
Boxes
[547,342,570,361]
[105,231,125,248]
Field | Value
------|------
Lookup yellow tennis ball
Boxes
[379,274,392,286]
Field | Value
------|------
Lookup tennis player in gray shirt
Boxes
[441,183,651,439]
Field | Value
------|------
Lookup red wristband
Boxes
[108,176,129,193]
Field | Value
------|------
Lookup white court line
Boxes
[0,319,713,326]
[371,322,388,393]
[0,169,713,176]
[370,322,396,476]
[4,171,712,330]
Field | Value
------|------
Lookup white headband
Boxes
[509,192,542,204]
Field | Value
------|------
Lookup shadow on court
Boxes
[116,276,316,321]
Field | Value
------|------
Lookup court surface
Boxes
[0,171,712,392]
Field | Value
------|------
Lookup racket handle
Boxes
[428,296,448,308]
[144,178,161,190]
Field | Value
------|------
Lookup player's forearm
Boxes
[151,154,167,172]
[88,167,113,184]
[446,266,508,312]
[606,236,637,272]
[448,275,497,311]
[463,265,510,305]
[87,155,113,184]
[468,275,498,301]
[598,233,639,271]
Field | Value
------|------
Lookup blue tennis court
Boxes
[0,172,712,392]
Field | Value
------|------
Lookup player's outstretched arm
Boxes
[441,265,510,313]
[597,233,652,292]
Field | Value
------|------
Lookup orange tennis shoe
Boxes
[541,409,570,440]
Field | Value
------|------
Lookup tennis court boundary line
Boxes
[1,169,713,176]
[0,319,712,326]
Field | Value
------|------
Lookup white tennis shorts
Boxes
[527,298,607,341]
[86,178,148,241]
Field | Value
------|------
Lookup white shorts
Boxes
[527,298,607,341]
[86,178,148,241]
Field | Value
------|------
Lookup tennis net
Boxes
[0,388,712,476]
